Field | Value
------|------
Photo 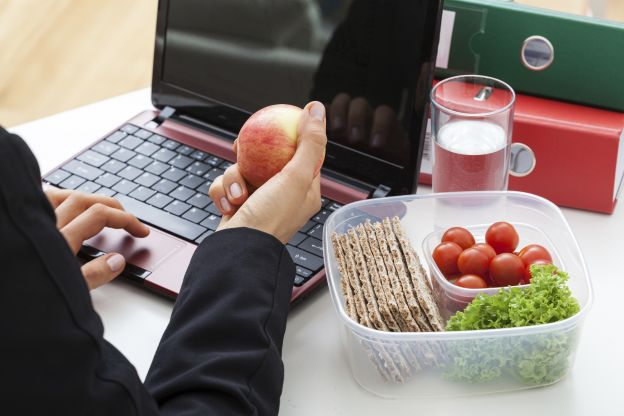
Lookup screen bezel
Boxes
[151,0,444,195]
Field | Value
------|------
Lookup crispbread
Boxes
[355,224,401,332]
[338,234,372,327]
[347,228,388,331]
[331,233,357,320]
[382,218,433,332]
[372,221,420,332]
[391,217,445,332]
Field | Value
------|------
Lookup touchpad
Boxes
[84,227,186,271]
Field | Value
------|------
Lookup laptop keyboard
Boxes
[44,124,342,288]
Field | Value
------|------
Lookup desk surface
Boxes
[13,89,622,416]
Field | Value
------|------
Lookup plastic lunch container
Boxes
[323,191,592,398]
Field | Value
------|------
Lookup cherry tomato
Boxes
[455,274,488,289]
[432,242,463,277]
[441,227,476,250]
[523,259,552,283]
[489,253,525,286]
[485,222,519,254]
[472,243,496,263]
[518,244,552,266]
[457,248,489,277]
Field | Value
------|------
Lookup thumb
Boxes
[286,101,327,178]
[80,253,126,290]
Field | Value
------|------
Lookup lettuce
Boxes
[444,264,580,384]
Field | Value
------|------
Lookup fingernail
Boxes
[371,133,382,148]
[230,182,242,198]
[333,116,343,129]
[350,126,361,141]
[310,102,325,122]
[107,254,125,273]
[220,197,231,212]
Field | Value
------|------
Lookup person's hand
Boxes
[208,101,327,244]
[44,188,150,289]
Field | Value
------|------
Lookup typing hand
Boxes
[44,188,150,289]
[208,101,327,244]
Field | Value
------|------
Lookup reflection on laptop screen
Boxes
[156,0,442,195]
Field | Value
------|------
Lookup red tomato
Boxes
[485,222,519,254]
[489,253,525,286]
[455,274,488,289]
[457,248,489,277]
[432,242,463,277]
[472,243,496,263]
[518,244,552,266]
[523,259,552,283]
[441,227,476,250]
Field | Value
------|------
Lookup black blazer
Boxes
[0,127,295,415]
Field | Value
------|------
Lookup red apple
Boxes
[237,104,302,187]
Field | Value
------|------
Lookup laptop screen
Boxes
[153,0,443,195]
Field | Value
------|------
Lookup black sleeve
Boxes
[0,127,295,416]
[144,227,295,416]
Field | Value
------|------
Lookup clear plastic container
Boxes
[323,191,592,398]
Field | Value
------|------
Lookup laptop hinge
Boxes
[145,106,176,128]
[372,184,391,198]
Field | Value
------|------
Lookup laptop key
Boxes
[119,135,144,150]
[129,186,156,202]
[78,150,109,167]
[152,148,177,163]
[176,145,194,156]
[118,166,142,181]
[145,160,169,175]
[187,161,211,177]
[134,129,153,140]
[95,173,122,188]
[299,220,316,233]
[63,160,104,181]
[105,131,127,144]
[179,174,204,189]
[307,223,323,240]
[299,237,323,257]
[135,141,160,157]
[135,172,159,188]
[93,141,120,156]
[288,232,307,246]
[101,159,126,174]
[128,154,153,169]
[146,193,173,209]
[148,134,166,145]
[200,214,221,230]
[182,207,209,223]
[204,168,224,182]
[205,155,223,166]
[320,196,329,207]
[112,179,139,195]
[286,246,323,271]
[219,161,233,170]
[120,124,139,134]
[169,154,194,169]
[115,194,206,241]
[195,230,214,244]
[94,187,116,197]
[59,175,86,190]
[165,200,191,216]
[77,181,101,194]
[162,139,180,150]
[296,266,313,279]
[327,202,343,211]
[169,185,194,201]
[152,178,177,194]
[196,181,212,195]
[190,150,208,161]
[162,166,186,182]
[111,148,137,162]
[312,209,331,224]
[294,275,306,286]
[188,193,211,209]
[206,203,222,217]
[44,169,70,186]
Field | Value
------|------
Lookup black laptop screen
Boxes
[153,0,443,195]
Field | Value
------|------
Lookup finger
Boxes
[61,204,150,253]
[284,101,327,182]
[370,105,396,150]
[44,187,73,209]
[81,253,126,290]
[55,192,125,228]
[347,97,371,145]
[208,175,236,216]
[329,93,350,138]
[222,164,249,206]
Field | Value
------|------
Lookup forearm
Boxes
[145,228,295,416]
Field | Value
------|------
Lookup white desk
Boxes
[13,90,623,415]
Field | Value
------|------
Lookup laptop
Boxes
[43,0,443,303]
